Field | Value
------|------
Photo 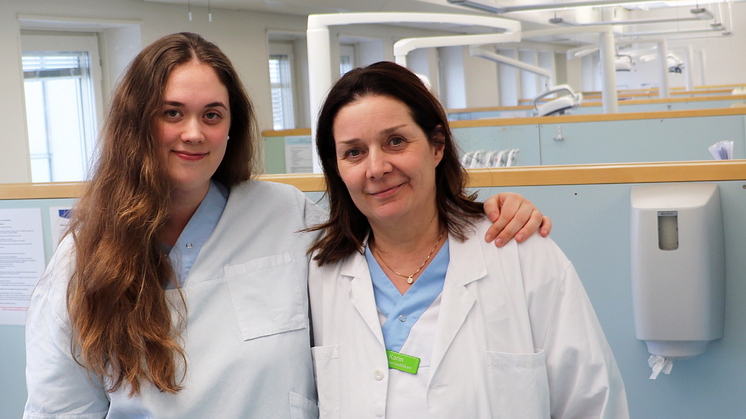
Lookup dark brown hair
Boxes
[66,32,256,395]
[308,61,483,266]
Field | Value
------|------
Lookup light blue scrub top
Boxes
[167,180,229,286]
[365,240,449,353]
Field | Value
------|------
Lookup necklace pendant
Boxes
[407,276,414,284]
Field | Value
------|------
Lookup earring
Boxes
[227,135,230,141]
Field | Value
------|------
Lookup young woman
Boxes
[308,61,629,419]
[23,34,547,418]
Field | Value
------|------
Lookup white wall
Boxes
[0,1,32,183]
[462,47,500,108]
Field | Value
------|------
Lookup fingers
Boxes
[493,203,538,246]
[483,193,530,246]
[483,193,551,247]
[540,215,552,237]
[482,193,503,223]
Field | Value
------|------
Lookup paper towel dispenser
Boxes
[630,183,725,378]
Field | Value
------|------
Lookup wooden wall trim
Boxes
[2,161,744,198]
[0,182,84,200]
[449,94,746,113]
[449,106,746,128]
[261,128,312,137]
[465,160,746,187]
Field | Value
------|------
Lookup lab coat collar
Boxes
[340,244,387,348]
[429,228,488,382]
[339,227,490,376]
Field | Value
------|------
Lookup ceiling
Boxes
[143,0,738,47]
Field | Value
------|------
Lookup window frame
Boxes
[20,32,104,182]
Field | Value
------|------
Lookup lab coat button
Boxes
[399,314,406,322]
[186,242,193,249]
[374,369,384,381]
[374,401,385,416]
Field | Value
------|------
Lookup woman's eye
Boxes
[165,109,180,118]
[390,137,404,146]
[205,111,220,121]
[346,149,361,158]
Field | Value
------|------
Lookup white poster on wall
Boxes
[285,136,313,173]
[0,208,46,326]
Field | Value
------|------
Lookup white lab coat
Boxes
[24,180,323,419]
[309,218,629,419]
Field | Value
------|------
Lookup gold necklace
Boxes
[375,231,444,285]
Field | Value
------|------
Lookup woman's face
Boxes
[333,95,444,228]
[156,61,230,197]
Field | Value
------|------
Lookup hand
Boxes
[483,192,551,247]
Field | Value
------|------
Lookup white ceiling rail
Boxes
[547,7,714,27]
[523,25,619,113]
[448,0,664,14]
[468,45,552,89]
[393,32,520,67]
[307,12,521,173]
[622,26,726,37]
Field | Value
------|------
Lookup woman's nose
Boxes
[366,151,391,179]
[180,118,204,143]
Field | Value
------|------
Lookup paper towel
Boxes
[648,355,673,379]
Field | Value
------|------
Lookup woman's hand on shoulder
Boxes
[483,192,551,247]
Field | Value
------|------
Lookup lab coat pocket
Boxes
[225,253,308,341]
[311,345,340,419]
[485,349,550,419]
[289,391,319,419]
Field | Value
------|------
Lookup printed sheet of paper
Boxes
[50,207,73,251]
[0,208,46,325]
[284,136,313,173]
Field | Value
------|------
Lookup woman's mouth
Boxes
[173,150,208,161]
[369,184,402,199]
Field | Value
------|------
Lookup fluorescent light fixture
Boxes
[448,0,667,14]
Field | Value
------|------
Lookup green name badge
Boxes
[387,350,420,374]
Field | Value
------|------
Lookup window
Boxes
[21,33,102,182]
[269,46,296,130]
[339,44,356,76]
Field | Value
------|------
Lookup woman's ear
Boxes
[431,125,446,164]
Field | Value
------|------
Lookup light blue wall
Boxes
[263,114,746,172]
[3,182,746,418]
[451,114,746,166]
[472,180,746,418]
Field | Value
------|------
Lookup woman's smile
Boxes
[172,150,209,161]
[367,182,403,199]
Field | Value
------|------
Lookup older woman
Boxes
[308,61,629,419]
[23,34,548,419]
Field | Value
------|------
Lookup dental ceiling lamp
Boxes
[532,85,583,117]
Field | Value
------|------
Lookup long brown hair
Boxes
[66,32,256,395]
[308,61,483,266]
